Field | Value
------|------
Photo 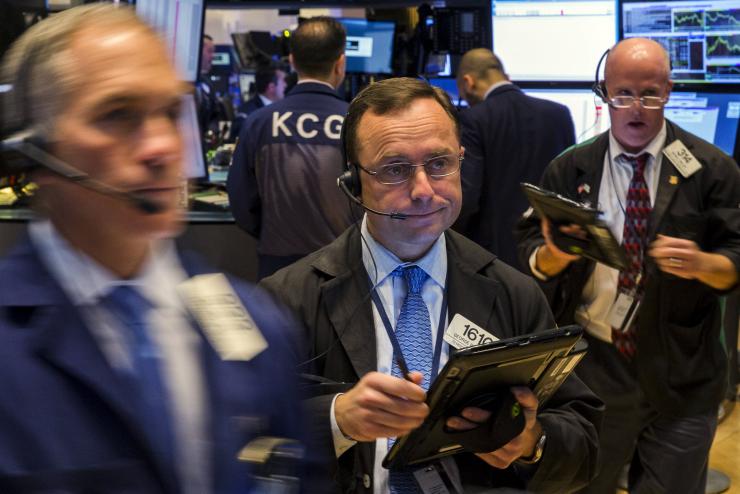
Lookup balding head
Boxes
[605,37,671,84]
[456,48,507,106]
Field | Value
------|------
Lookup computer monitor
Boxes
[620,0,740,84]
[492,0,617,81]
[135,0,205,82]
[665,91,740,156]
[426,77,469,107]
[339,19,395,75]
[179,94,208,180]
[523,88,612,142]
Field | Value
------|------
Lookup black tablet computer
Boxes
[383,325,586,470]
[521,183,628,271]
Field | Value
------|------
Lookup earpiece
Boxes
[591,48,610,102]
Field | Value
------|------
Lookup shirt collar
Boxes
[258,94,273,107]
[29,219,187,309]
[483,80,513,100]
[609,120,667,163]
[360,214,447,289]
[296,78,335,90]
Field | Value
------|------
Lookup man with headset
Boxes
[0,5,306,492]
[453,48,575,270]
[516,38,740,493]
[262,77,603,493]
[228,16,355,280]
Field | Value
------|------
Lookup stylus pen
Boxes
[395,353,413,382]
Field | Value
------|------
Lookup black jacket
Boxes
[454,84,575,269]
[262,227,603,493]
[516,120,740,417]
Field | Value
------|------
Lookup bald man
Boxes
[516,38,740,493]
[452,48,575,270]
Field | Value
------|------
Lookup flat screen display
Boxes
[339,19,395,75]
[179,94,207,179]
[136,0,204,82]
[620,0,740,83]
[523,88,612,142]
[664,91,740,156]
[492,0,617,81]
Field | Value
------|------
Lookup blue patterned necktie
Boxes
[389,265,432,494]
[612,153,651,358]
[104,286,176,476]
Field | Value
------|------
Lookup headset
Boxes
[335,110,408,220]
[591,48,610,103]
[0,40,161,214]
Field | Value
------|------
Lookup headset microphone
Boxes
[0,132,163,215]
[337,172,407,220]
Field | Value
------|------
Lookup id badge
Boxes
[411,460,462,494]
[606,291,641,332]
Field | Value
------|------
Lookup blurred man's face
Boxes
[46,24,185,241]
[357,98,462,260]
[201,37,215,75]
[274,70,287,100]
[606,44,672,153]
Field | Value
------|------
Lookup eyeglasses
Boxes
[358,152,463,185]
[607,95,668,110]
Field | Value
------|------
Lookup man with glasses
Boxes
[262,77,603,493]
[516,38,740,493]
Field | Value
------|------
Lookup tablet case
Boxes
[383,325,585,470]
[521,183,628,271]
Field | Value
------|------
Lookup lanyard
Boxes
[369,275,448,382]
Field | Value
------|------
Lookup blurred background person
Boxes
[453,48,575,271]
[230,61,288,141]
[228,16,355,279]
[0,4,306,492]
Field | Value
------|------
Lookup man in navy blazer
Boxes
[228,17,355,280]
[0,5,306,492]
[452,49,575,270]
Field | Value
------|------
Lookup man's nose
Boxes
[409,167,435,200]
[136,115,182,168]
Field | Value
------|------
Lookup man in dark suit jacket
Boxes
[228,17,355,279]
[453,48,575,270]
[262,77,602,493]
[0,6,306,492]
[516,38,740,493]
[230,63,288,140]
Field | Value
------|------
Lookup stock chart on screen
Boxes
[621,0,740,83]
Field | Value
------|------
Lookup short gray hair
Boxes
[1,3,158,137]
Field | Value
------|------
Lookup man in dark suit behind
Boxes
[0,5,307,492]
[262,77,602,493]
[453,48,575,270]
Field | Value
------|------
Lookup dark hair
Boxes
[203,34,213,42]
[289,16,345,78]
[255,62,286,94]
[344,77,459,165]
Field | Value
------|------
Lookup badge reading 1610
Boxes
[444,314,499,350]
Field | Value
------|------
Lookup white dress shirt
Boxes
[530,121,667,342]
[29,220,211,494]
[330,215,452,494]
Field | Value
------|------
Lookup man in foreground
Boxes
[263,77,602,493]
[0,5,305,492]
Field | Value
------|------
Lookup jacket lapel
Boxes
[445,231,502,338]
[314,228,377,379]
[649,122,684,239]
